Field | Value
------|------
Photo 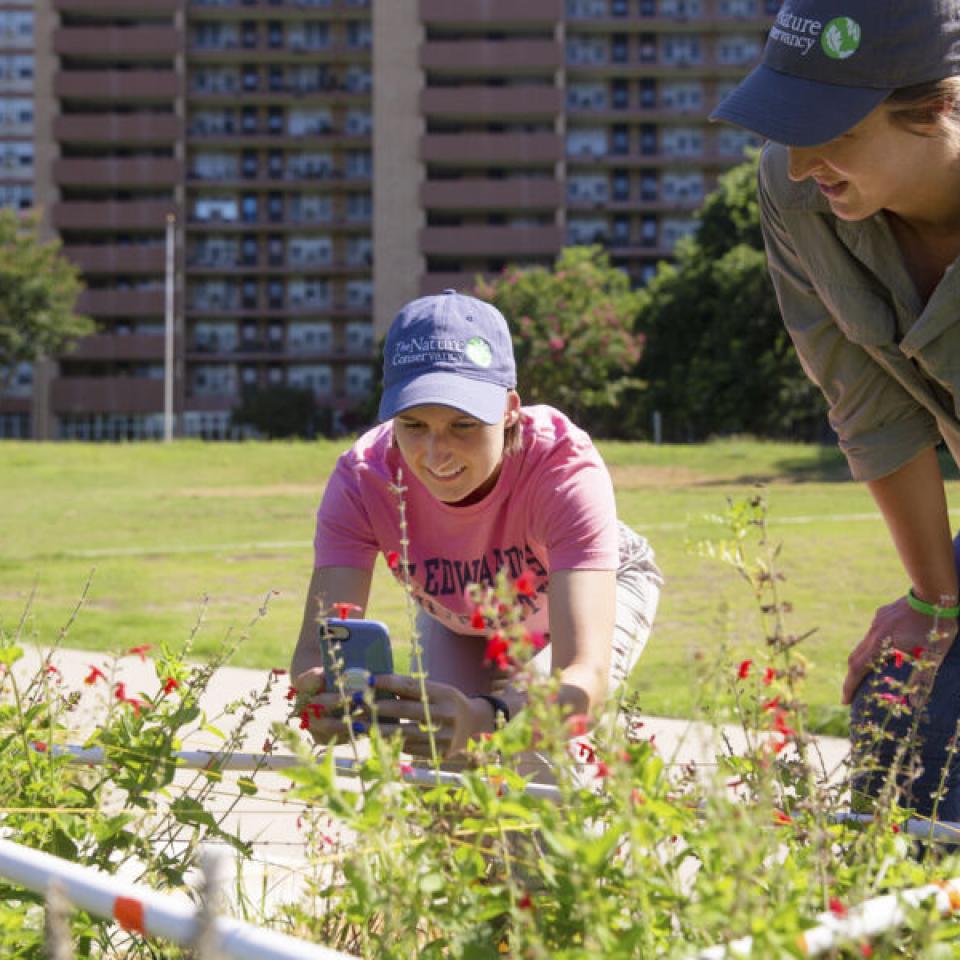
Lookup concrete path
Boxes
[13,644,852,910]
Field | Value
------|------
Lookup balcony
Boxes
[50,376,165,415]
[54,71,182,100]
[54,0,181,11]
[68,334,165,362]
[420,0,562,22]
[420,225,563,257]
[76,290,166,316]
[52,201,176,230]
[421,132,562,165]
[53,27,183,58]
[62,245,167,274]
[421,179,564,210]
[420,86,563,118]
[54,157,183,186]
[420,39,562,72]
[54,115,183,144]
[419,272,489,297]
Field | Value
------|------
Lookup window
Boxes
[268,193,284,222]
[612,171,630,202]
[611,79,629,110]
[639,78,657,108]
[241,194,258,223]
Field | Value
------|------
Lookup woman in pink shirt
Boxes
[290,290,661,758]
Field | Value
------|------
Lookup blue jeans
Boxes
[849,534,960,819]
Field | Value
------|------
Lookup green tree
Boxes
[633,150,826,442]
[0,210,91,391]
[474,246,644,424]
[231,384,327,439]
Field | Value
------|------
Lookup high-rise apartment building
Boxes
[3,0,774,442]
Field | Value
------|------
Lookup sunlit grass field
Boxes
[4,438,958,731]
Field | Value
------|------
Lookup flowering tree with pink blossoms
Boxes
[474,246,644,425]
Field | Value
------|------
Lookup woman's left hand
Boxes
[370,674,493,758]
[842,595,957,706]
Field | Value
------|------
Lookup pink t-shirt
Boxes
[314,405,619,637]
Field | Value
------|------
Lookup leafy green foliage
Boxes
[231,384,327,439]
[3,500,960,957]
[634,151,827,442]
[474,247,644,423]
[0,210,92,389]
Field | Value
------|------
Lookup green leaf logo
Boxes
[465,337,493,368]
[821,17,861,59]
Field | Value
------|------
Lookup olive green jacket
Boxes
[758,143,960,482]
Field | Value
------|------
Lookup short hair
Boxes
[886,77,960,151]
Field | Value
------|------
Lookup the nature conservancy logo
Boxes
[465,337,493,368]
[821,16,861,59]
[769,8,861,59]
[390,334,494,370]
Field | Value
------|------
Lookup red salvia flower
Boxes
[567,714,590,738]
[891,824,901,834]
[470,607,486,630]
[892,649,906,668]
[114,682,127,702]
[45,664,60,677]
[860,945,874,958]
[517,893,534,911]
[761,695,780,712]
[594,760,610,779]
[528,631,547,651]
[270,668,287,677]
[285,685,297,701]
[32,741,47,753]
[515,570,536,597]
[878,692,907,706]
[773,809,793,826]
[399,762,414,776]
[772,709,795,737]
[162,677,179,695]
[828,897,847,918]
[84,666,107,686]
[762,666,776,686]
[483,634,511,670]
[333,602,361,620]
[386,550,400,570]
[127,644,152,662]
[299,709,312,730]
[911,645,926,660]
[737,659,752,680]
[262,738,274,754]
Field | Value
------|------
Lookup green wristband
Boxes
[907,588,960,619]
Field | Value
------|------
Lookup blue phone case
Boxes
[319,618,394,678]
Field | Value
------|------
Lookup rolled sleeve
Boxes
[758,150,941,482]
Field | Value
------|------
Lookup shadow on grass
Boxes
[722,445,959,486]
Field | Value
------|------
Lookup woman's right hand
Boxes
[842,595,958,706]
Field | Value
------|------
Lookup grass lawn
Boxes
[3,438,958,733]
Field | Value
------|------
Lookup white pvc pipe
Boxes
[0,838,353,960]
[695,877,960,958]
[53,744,565,800]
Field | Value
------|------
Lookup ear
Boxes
[503,390,522,427]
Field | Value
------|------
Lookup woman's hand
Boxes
[291,668,373,744]
[372,674,493,758]
[842,595,958,705]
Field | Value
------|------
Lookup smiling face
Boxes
[392,394,522,506]
[786,103,949,223]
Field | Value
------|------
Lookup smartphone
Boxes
[318,618,394,685]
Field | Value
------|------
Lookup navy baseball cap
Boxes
[711,0,960,146]
[379,290,517,425]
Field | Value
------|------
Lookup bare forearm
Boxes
[867,447,957,604]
